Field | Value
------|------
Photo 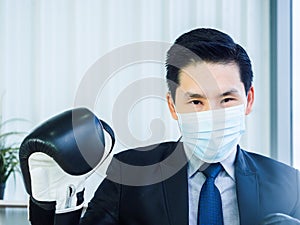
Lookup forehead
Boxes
[177,61,243,95]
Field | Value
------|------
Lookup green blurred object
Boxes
[0,118,25,199]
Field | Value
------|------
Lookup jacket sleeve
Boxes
[79,178,120,225]
[79,157,121,225]
[291,169,300,219]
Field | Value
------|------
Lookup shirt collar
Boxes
[184,143,237,181]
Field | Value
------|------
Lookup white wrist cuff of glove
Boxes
[56,201,84,214]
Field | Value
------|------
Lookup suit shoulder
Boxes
[239,149,299,178]
[113,141,179,166]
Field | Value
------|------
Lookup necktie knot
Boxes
[202,163,223,179]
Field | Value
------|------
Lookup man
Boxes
[79,28,300,224]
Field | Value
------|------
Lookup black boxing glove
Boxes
[19,107,115,225]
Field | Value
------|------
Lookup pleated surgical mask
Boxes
[177,104,246,163]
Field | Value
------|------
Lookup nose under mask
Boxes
[176,104,246,163]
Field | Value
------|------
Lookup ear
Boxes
[245,86,254,115]
[166,93,178,120]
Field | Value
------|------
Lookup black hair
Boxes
[166,28,253,100]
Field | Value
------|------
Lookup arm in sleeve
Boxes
[291,169,300,219]
[79,157,121,225]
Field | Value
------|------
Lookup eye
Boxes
[190,100,203,105]
[221,98,235,103]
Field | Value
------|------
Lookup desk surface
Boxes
[0,207,30,225]
[0,201,27,208]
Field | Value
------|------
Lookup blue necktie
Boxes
[198,163,224,225]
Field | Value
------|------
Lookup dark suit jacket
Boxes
[80,141,300,225]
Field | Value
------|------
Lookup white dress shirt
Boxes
[184,144,240,225]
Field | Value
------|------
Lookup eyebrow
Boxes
[219,89,239,97]
[184,89,239,99]
[184,92,206,99]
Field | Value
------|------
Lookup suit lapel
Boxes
[160,142,189,225]
[159,143,262,225]
[235,147,260,225]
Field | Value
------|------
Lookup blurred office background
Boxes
[0,0,298,216]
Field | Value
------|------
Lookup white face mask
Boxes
[177,104,246,163]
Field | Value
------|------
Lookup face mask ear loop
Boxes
[177,136,182,143]
[168,93,178,116]
[170,96,183,143]
[175,112,183,142]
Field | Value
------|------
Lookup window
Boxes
[292,0,300,169]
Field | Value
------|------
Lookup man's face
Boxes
[167,61,254,119]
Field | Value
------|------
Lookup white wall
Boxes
[0,0,270,202]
